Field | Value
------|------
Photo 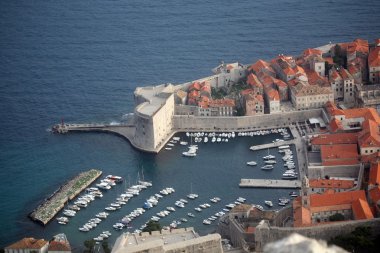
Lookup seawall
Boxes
[29,169,102,225]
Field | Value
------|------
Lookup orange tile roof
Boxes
[247,73,263,88]
[368,47,380,68]
[306,70,329,86]
[240,88,255,96]
[5,238,48,250]
[273,78,287,87]
[309,179,354,189]
[369,186,380,204]
[311,132,358,145]
[320,144,359,166]
[339,68,353,80]
[245,93,264,103]
[248,59,274,74]
[329,69,342,81]
[324,57,334,65]
[258,72,275,87]
[369,162,380,185]
[283,66,296,75]
[348,63,360,75]
[48,241,71,251]
[358,119,380,148]
[352,198,374,220]
[209,98,235,108]
[266,88,280,101]
[347,39,369,54]
[326,102,380,124]
[310,190,366,208]
[189,81,201,91]
[329,118,343,132]
[361,151,380,163]
[293,65,306,75]
[246,226,256,233]
[303,48,323,57]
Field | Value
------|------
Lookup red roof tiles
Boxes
[311,132,358,145]
[247,73,263,88]
[5,238,48,250]
[320,144,359,166]
[369,186,380,204]
[303,48,323,57]
[368,47,380,68]
[48,241,71,252]
[309,179,354,189]
[358,119,380,148]
[310,190,365,208]
[352,198,374,220]
[369,162,380,185]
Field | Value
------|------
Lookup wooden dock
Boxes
[29,169,102,225]
[239,179,301,188]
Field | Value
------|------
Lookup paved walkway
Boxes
[249,140,295,151]
[239,179,301,188]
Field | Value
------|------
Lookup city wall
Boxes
[172,109,323,131]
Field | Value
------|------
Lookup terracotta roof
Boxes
[48,241,71,252]
[347,39,369,54]
[309,179,354,189]
[246,227,256,233]
[283,66,296,75]
[339,68,353,80]
[303,48,323,57]
[348,64,360,75]
[293,65,306,75]
[361,151,380,163]
[306,70,329,86]
[369,186,380,204]
[240,88,255,96]
[368,47,380,68]
[320,144,359,166]
[352,198,374,220]
[329,69,342,81]
[209,98,235,108]
[247,73,263,88]
[324,57,334,65]
[226,64,234,70]
[358,119,380,148]
[245,93,264,103]
[369,162,380,185]
[311,132,358,145]
[189,82,201,91]
[329,118,343,133]
[265,88,280,101]
[248,59,274,74]
[273,78,287,88]
[5,238,48,250]
[291,82,332,96]
[258,72,275,87]
[310,190,366,208]
[326,102,380,124]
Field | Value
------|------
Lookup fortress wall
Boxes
[172,109,323,131]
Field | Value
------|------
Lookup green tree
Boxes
[83,239,95,253]
[102,241,111,253]
[329,226,376,253]
[142,220,162,233]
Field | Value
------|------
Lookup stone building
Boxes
[244,93,264,116]
[134,84,175,150]
[248,59,276,77]
[329,69,344,100]
[246,73,264,95]
[5,238,49,253]
[264,88,280,113]
[369,46,380,84]
[355,84,380,108]
[111,228,223,253]
[290,83,333,110]
[339,68,355,104]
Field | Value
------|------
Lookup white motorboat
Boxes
[265,160,276,164]
[203,219,211,225]
[237,197,246,203]
[261,165,274,170]
[165,147,172,150]
[173,137,180,141]
[264,200,273,207]
[180,141,188,145]
[246,161,257,166]
[187,212,195,217]
[278,145,290,149]
[166,206,176,212]
[182,151,196,157]
[254,205,264,211]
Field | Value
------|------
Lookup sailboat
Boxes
[187,183,198,199]
[263,148,275,160]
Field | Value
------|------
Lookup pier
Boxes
[29,169,102,225]
[249,139,296,151]
[239,179,301,188]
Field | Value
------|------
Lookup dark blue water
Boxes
[1,0,379,249]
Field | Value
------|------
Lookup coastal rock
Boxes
[263,233,347,253]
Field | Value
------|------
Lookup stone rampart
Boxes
[173,109,323,131]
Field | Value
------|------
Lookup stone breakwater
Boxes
[29,169,102,225]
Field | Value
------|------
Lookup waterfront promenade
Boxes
[29,169,102,225]
[249,139,295,151]
[239,179,301,188]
